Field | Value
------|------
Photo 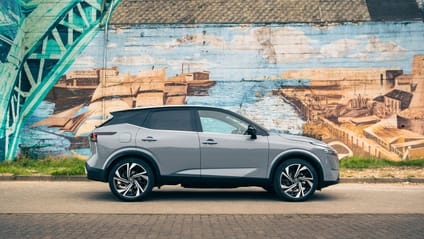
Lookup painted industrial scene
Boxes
[19,22,424,160]
[23,53,424,160]
[277,55,424,160]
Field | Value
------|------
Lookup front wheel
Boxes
[108,158,154,201]
[273,159,318,202]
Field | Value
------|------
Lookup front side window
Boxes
[145,110,194,131]
[199,110,249,135]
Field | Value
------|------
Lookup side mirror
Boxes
[246,125,257,139]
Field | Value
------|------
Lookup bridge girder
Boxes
[0,0,121,160]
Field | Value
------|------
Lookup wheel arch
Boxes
[269,149,325,189]
[105,149,161,186]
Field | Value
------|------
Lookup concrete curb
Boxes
[0,175,423,183]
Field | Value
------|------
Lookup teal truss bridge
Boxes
[0,0,121,160]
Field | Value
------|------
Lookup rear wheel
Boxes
[108,158,154,201]
[273,159,318,202]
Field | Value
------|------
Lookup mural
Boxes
[14,21,424,160]
[0,0,120,160]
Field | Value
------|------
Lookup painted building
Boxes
[1,0,424,160]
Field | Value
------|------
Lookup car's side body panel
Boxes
[199,132,269,178]
[136,128,201,177]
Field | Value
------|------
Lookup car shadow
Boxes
[85,191,117,201]
[85,187,337,202]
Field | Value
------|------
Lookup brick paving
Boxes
[0,214,423,239]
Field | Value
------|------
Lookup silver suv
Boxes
[86,106,339,202]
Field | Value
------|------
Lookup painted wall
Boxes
[1,1,423,160]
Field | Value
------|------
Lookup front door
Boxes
[198,110,269,179]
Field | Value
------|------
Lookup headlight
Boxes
[310,141,337,155]
[310,141,329,148]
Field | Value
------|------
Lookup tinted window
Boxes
[101,110,148,127]
[146,110,194,131]
[199,110,249,134]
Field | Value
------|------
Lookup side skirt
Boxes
[159,175,271,189]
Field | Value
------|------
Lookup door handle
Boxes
[142,136,157,142]
[202,139,217,145]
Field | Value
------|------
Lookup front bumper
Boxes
[319,153,340,189]
[320,177,339,188]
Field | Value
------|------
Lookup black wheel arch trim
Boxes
[269,149,325,189]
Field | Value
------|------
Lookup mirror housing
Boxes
[246,125,257,139]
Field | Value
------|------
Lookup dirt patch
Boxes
[341,167,424,178]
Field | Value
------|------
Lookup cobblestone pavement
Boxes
[0,214,423,239]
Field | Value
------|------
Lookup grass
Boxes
[0,156,423,176]
[340,156,424,169]
[0,157,86,176]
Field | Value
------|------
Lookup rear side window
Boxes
[101,110,149,127]
[145,110,194,131]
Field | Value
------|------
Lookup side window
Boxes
[101,110,148,127]
[199,110,249,135]
[145,110,194,131]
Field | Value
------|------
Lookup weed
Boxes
[0,157,85,176]
[340,157,424,169]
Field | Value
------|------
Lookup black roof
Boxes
[373,95,384,103]
[384,89,413,110]
[107,105,269,134]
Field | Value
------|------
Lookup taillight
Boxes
[89,133,97,142]
[89,132,116,142]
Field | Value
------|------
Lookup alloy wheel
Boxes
[109,159,154,201]
[274,159,317,201]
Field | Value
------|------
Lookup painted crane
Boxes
[0,0,121,160]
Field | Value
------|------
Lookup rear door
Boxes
[136,109,200,177]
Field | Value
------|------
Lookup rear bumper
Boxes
[85,162,107,182]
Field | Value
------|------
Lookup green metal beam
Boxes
[0,0,121,160]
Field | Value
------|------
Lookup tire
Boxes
[273,159,318,202]
[108,158,154,201]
